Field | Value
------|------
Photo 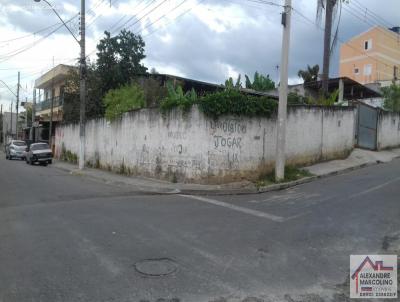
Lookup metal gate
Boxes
[357,102,378,150]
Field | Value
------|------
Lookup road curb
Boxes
[256,161,383,193]
[53,159,386,196]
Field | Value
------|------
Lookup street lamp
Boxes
[33,0,86,170]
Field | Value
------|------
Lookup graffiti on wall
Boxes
[209,118,247,170]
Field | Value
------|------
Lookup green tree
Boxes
[245,71,275,91]
[97,30,147,95]
[103,83,145,121]
[382,83,400,112]
[63,63,104,123]
[224,75,242,89]
[297,64,320,83]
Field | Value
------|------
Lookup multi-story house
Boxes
[34,64,77,146]
[339,26,400,86]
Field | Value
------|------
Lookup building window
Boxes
[364,39,372,50]
[364,64,372,76]
[354,67,359,74]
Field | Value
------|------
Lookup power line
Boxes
[136,0,189,35]
[141,0,204,38]
[86,0,123,29]
[0,14,79,61]
[342,2,400,45]
[111,0,160,35]
[243,0,283,8]
[351,0,396,29]
[291,6,398,72]
[0,23,62,44]
[105,0,148,33]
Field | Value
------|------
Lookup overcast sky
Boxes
[0,0,399,111]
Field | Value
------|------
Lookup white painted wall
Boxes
[55,105,356,183]
[377,111,400,150]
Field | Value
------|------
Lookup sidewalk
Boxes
[53,148,400,195]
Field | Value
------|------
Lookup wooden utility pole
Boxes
[321,0,335,94]
[275,0,292,181]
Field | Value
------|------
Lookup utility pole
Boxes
[31,89,36,141]
[322,0,334,94]
[79,0,86,170]
[10,101,13,137]
[275,0,292,181]
[32,0,85,168]
[16,72,20,139]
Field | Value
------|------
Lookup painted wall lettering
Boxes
[209,119,247,134]
[214,136,242,149]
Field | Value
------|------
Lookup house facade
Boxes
[34,64,77,145]
[339,26,400,85]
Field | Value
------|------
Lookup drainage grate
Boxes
[134,258,178,277]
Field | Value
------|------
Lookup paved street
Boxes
[0,152,399,302]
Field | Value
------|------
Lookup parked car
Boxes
[5,140,27,160]
[25,143,53,166]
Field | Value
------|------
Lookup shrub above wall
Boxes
[160,84,278,118]
[199,89,277,118]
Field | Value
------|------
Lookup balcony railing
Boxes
[35,96,64,112]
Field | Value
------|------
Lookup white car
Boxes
[25,143,53,166]
[5,140,27,160]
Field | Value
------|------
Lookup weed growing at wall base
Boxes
[256,166,313,187]
[60,144,78,164]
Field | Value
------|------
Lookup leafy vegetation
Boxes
[199,88,277,118]
[245,71,275,91]
[382,83,400,112]
[297,64,319,83]
[159,82,277,118]
[224,72,275,92]
[160,82,197,113]
[287,92,310,105]
[63,63,105,123]
[257,166,313,186]
[60,144,78,164]
[315,89,339,106]
[64,29,148,122]
[224,75,242,89]
[103,84,145,121]
[97,30,147,96]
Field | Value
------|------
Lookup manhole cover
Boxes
[134,258,178,277]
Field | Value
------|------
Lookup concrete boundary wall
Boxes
[55,105,356,184]
[377,111,400,150]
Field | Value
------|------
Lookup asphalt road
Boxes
[0,152,399,302]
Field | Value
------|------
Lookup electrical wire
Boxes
[141,0,204,38]
[0,14,78,64]
[291,6,398,72]
[351,0,396,29]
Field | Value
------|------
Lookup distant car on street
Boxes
[25,143,53,166]
[5,140,27,160]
